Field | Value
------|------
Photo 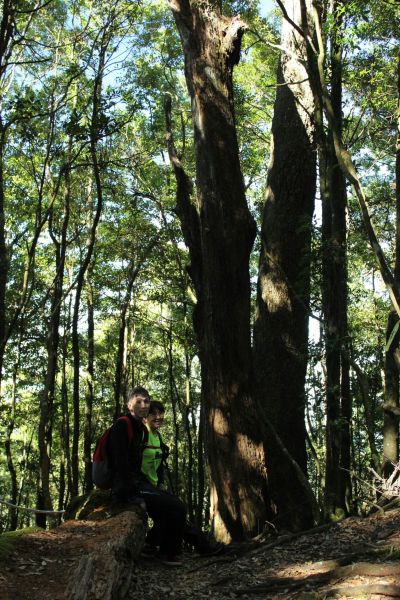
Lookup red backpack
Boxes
[92,416,134,490]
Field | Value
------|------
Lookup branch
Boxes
[275,0,305,38]
[164,93,202,291]
[308,4,400,319]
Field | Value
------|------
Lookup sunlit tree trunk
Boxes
[254,0,317,531]
[167,0,267,541]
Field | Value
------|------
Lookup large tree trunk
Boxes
[167,0,267,542]
[253,0,317,531]
[383,54,400,477]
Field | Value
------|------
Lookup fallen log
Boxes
[64,510,147,600]
[0,491,147,600]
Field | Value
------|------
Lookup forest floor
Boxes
[1,507,400,600]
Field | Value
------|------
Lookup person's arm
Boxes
[109,418,137,499]
[156,438,170,489]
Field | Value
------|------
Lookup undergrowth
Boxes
[0,528,41,561]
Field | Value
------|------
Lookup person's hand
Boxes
[127,495,147,511]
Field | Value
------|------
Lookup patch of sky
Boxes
[259,0,277,18]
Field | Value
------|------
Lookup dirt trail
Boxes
[131,509,400,600]
[2,508,400,600]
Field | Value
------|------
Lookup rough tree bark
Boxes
[320,0,352,520]
[383,53,400,477]
[253,0,317,531]
[166,0,267,542]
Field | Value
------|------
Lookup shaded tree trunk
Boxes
[383,54,400,477]
[183,347,194,522]
[167,0,267,542]
[83,270,94,492]
[71,35,107,495]
[0,0,16,386]
[37,157,70,527]
[196,399,205,529]
[0,124,7,387]
[60,292,73,506]
[321,0,352,519]
[253,0,317,531]
[4,329,22,530]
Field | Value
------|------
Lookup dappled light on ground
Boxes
[2,507,400,599]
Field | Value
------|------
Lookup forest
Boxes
[0,0,399,544]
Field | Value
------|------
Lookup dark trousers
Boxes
[138,481,186,555]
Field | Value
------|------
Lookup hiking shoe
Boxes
[158,554,183,566]
[140,544,158,558]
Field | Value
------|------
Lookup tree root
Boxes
[324,584,400,598]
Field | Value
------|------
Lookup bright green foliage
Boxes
[0,0,399,531]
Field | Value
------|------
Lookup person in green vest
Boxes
[141,400,223,557]
[141,400,169,490]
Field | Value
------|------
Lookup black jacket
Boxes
[109,413,148,500]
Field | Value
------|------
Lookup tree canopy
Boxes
[0,0,400,538]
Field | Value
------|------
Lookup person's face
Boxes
[127,394,150,420]
[147,410,165,431]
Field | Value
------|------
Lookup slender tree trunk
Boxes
[196,399,205,529]
[168,329,195,520]
[254,0,317,531]
[167,0,267,542]
[60,296,73,502]
[321,0,351,519]
[4,330,22,530]
[349,351,380,471]
[301,0,400,318]
[165,325,180,495]
[0,125,7,388]
[37,162,70,526]
[71,39,106,495]
[184,349,194,521]
[83,271,94,492]
[0,1,16,386]
[383,53,400,477]
[113,236,158,419]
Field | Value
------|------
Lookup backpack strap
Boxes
[116,415,148,455]
[117,415,134,442]
[156,430,170,461]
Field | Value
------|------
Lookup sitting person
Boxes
[142,400,222,556]
[109,386,186,566]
